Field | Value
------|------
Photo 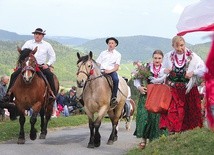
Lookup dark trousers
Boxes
[40,68,56,95]
[7,68,22,94]
[108,72,119,98]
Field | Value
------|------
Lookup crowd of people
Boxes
[0,27,210,151]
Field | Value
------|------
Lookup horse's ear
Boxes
[32,46,38,55]
[17,46,21,53]
[89,51,93,59]
[77,52,81,59]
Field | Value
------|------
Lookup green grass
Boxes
[0,114,88,142]
[127,127,214,155]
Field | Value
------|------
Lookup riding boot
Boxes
[37,70,56,102]
[49,89,56,103]
[109,72,119,109]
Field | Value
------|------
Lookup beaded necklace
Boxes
[153,64,161,78]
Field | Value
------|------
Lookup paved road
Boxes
[0,121,140,155]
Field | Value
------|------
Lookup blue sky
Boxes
[0,0,211,44]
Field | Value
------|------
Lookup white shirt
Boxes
[96,49,121,70]
[163,48,206,77]
[22,39,56,66]
[134,63,166,88]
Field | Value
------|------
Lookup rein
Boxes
[76,61,104,83]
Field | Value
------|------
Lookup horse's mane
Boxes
[18,48,33,64]
[77,53,100,73]
[77,55,89,64]
[77,54,97,65]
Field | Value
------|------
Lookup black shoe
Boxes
[0,101,15,109]
[110,97,118,109]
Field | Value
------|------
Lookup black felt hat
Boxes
[106,37,118,46]
[32,28,46,35]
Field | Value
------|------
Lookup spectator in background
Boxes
[56,89,66,114]
[63,89,78,116]
[0,75,10,119]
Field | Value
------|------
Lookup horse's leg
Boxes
[107,121,118,145]
[87,118,95,148]
[39,107,45,139]
[30,112,38,140]
[94,121,101,147]
[40,103,52,139]
[107,108,122,144]
[126,115,133,131]
[17,112,26,144]
[93,106,108,147]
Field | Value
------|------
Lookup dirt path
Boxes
[0,121,141,155]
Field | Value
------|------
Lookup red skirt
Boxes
[159,86,202,132]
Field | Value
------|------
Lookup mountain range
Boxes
[0,29,211,87]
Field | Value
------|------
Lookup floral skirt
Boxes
[134,94,167,140]
[160,86,203,132]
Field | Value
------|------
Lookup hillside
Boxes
[0,29,212,88]
[190,42,212,61]
[77,35,211,63]
[0,29,89,46]
[0,40,80,87]
[76,35,174,62]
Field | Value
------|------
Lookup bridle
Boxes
[76,60,104,88]
[21,55,39,83]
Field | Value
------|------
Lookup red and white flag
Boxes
[176,0,214,130]
[177,0,214,36]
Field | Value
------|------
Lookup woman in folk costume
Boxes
[160,35,206,134]
[133,50,167,149]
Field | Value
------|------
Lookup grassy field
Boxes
[127,127,214,155]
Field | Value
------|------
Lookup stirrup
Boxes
[110,97,118,109]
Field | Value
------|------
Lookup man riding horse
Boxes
[3,28,57,119]
[96,37,121,109]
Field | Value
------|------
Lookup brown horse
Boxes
[10,47,59,144]
[76,51,128,148]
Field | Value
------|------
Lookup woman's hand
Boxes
[164,68,171,74]
[138,86,147,94]
[185,71,194,79]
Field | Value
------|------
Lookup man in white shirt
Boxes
[4,28,56,102]
[96,37,121,108]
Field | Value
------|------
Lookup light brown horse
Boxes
[76,51,128,148]
[10,47,59,144]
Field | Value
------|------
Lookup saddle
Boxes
[36,70,56,100]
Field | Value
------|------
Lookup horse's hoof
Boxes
[30,133,37,140]
[94,142,100,147]
[17,138,25,144]
[39,134,46,139]
[87,143,95,148]
[107,140,114,145]
[113,136,118,142]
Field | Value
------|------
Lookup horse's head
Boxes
[76,51,94,98]
[18,47,38,84]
